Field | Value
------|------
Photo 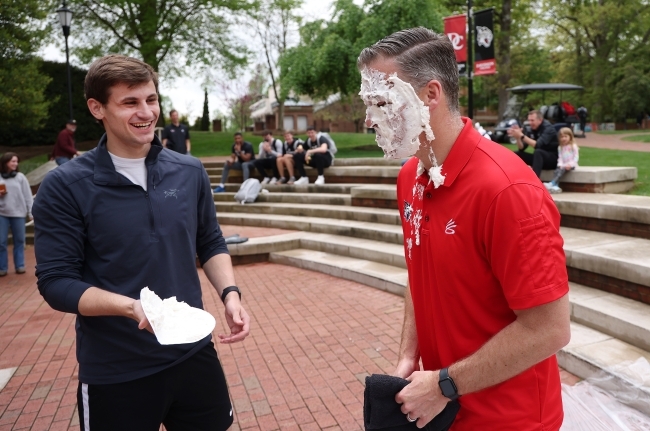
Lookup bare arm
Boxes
[395,284,420,378]
[396,294,570,428]
[186,139,191,152]
[162,138,168,148]
[78,287,151,331]
[202,253,250,343]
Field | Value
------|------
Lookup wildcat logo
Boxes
[445,219,457,235]
[164,189,178,199]
[476,26,493,48]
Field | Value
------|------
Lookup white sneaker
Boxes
[543,182,553,190]
[549,186,563,194]
[315,175,325,185]
[269,177,278,185]
[294,176,309,185]
[261,177,270,184]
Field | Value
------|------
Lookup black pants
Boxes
[515,149,557,178]
[77,343,232,431]
[294,152,332,176]
[252,157,280,178]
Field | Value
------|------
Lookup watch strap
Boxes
[221,285,241,303]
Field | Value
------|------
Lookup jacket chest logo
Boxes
[164,189,178,199]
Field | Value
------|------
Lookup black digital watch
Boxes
[438,367,460,401]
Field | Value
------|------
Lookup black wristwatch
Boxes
[438,368,460,401]
[221,285,241,303]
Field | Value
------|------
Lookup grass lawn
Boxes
[190,131,384,158]
[595,130,650,135]
[622,134,650,143]
[19,154,49,175]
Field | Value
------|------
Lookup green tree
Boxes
[542,0,650,122]
[201,89,210,131]
[281,0,446,130]
[0,0,53,135]
[248,0,302,131]
[67,0,249,75]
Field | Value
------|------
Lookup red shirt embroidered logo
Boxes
[445,219,457,235]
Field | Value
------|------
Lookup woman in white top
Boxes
[0,152,33,275]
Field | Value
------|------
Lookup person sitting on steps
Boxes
[252,130,283,184]
[277,131,304,185]
[293,127,332,185]
[213,132,255,193]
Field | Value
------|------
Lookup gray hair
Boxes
[357,27,460,112]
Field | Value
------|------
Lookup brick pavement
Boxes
[0,244,579,431]
[578,132,650,152]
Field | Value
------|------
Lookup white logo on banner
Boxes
[447,33,465,51]
[476,26,493,48]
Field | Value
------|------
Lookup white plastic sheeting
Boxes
[561,358,650,430]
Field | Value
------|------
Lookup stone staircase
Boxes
[207,158,650,410]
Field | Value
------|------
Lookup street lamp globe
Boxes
[56,4,73,36]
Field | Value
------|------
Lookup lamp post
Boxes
[57,2,74,121]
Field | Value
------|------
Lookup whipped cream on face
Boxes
[359,68,435,159]
[140,287,216,345]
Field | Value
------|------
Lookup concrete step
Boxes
[213,192,351,205]
[202,157,402,170]
[212,183,357,194]
[209,166,400,185]
[557,322,650,416]
[215,202,400,225]
[269,249,407,297]
[562,227,650,292]
[216,212,403,245]
[555,192,650,239]
[570,282,650,352]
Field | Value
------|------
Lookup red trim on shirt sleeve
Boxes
[483,183,569,310]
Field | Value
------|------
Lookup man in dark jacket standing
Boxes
[33,54,249,431]
[53,119,80,165]
[162,109,191,154]
[508,110,559,178]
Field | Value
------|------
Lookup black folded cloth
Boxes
[364,374,460,431]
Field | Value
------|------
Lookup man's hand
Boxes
[263,142,272,153]
[131,299,154,333]
[507,125,524,139]
[218,295,250,343]
[295,145,304,153]
[396,370,448,429]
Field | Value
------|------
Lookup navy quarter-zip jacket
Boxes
[33,135,228,385]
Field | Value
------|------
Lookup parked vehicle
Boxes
[490,83,584,144]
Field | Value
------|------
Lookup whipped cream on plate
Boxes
[140,287,216,345]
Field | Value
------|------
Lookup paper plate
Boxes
[140,287,216,345]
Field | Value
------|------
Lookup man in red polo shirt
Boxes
[358,28,570,430]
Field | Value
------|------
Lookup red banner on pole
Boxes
[444,15,467,64]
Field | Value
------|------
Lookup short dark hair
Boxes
[169,109,178,116]
[263,130,272,136]
[284,130,294,135]
[528,110,543,120]
[357,27,459,112]
[234,132,243,137]
[0,152,19,174]
[85,54,159,105]
[306,126,316,132]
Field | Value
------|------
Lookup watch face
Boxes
[440,379,456,397]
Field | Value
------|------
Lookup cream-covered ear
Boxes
[86,98,105,121]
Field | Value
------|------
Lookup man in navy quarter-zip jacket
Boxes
[33,54,250,431]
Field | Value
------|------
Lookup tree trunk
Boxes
[278,100,285,132]
[497,0,512,119]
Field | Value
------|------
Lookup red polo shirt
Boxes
[397,118,568,431]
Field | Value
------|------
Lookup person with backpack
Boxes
[293,127,332,185]
[252,130,283,184]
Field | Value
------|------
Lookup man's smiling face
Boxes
[93,81,159,150]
